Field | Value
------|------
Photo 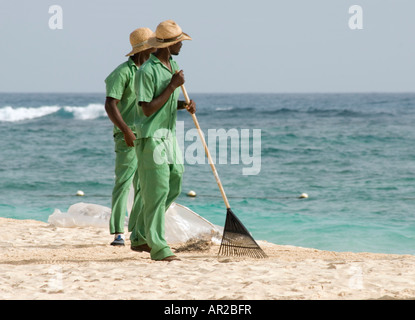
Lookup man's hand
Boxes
[171,70,185,89]
[185,99,196,114]
[123,128,136,147]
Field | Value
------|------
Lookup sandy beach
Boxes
[1,217,414,300]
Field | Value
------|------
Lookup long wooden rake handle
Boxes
[180,84,231,209]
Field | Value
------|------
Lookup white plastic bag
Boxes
[48,202,114,229]
[48,202,223,244]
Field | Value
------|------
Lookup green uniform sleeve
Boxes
[136,67,155,105]
[105,69,128,100]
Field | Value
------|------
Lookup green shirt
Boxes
[105,58,138,135]
[134,54,180,139]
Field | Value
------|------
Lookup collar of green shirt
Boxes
[148,54,175,73]
[127,57,139,71]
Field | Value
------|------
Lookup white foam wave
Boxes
[0,104,106,122]
[63,104,106,120]
[215,106,234,111]
[0,105,60,122]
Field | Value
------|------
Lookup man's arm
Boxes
[105,97,136,147]
[139,70,185,117]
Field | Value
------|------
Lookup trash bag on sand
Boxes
[48,202,223,244]
[164,203,223,244]
[48,203,112,229]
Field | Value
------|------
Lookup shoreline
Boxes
[1,217,415,300]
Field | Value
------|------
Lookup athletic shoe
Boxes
[110,234,125,246]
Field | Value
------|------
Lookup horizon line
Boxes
[1,91,415,95]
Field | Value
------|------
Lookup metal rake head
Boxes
[218,208,268,259]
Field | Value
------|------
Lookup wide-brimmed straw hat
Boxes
[147,20,191,49]
[125,27,155,57]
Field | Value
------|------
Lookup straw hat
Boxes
[148,20,191,48]
[125,27,155,57]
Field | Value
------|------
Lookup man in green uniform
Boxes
[130,20,196,261]
[105,27,155,246]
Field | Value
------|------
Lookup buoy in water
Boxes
[299,193,308,199]
[76,190,85,196]
[187,190,197,197]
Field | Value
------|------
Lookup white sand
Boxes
[1,217,415,300]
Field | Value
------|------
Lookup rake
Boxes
[180,85,267,259]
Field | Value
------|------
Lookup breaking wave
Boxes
[0,104,106,122]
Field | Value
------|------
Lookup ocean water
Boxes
[1,92,415,255]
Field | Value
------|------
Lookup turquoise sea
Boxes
[1,92,415,255]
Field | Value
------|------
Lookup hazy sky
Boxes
[0,0,414,93]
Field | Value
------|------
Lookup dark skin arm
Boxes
[140,70,196,116]
[105,97,136,147]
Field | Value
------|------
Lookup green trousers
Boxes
[130,137,183,260]
[109,133,141,234]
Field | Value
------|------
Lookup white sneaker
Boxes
[110,234,125,246]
